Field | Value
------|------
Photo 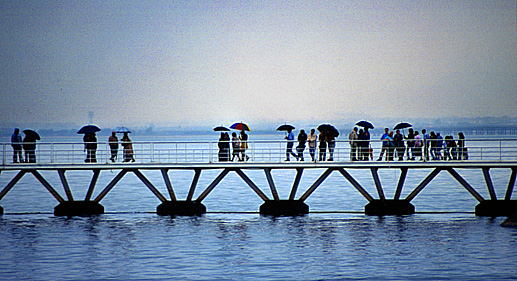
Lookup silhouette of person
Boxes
[109,131,118,162]
[121,132,135,162]
[11,128,23,163]
[84,132,97,163]
[296,129,307,161]
[285,128,298,161]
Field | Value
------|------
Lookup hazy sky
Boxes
[1,0,515,128]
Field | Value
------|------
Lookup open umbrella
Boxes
[393,122,412,130]
[213,126,230,132]
[276,124,295,131]
[115,127,132,133]
[317,124,339,137]
[23,129,40,140]
[356,120,374,129]
[77,124,101,134]
[230,122,250,131]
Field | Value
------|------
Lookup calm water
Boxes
[1,134,516,280]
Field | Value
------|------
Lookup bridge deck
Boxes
[1,161,516,216]
[2,161,517,171]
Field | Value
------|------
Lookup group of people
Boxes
[347,127,372,161]
[84,131,135,163]
[10,128,37,163]
[285,128,338,162]
[217,130,249,162]
[10,125,469,164]
[353,127,468,162]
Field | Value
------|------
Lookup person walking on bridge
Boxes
[285,128,298,161]
[231,132,241,162]
[377,128,390,161]
[296,129,307,161]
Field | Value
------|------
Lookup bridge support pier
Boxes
[365,200,415,216]
[0,205,3,215]
[475,200,517,217]
[259,200,309,216]
[156,201,206,216]
[54,201,104,216]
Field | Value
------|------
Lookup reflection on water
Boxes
[1,213,516,280]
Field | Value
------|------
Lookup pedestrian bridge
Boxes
[1,139,516,217]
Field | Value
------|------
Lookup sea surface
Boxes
[0,134,516,280]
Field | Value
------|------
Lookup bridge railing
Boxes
[1,139,517,165]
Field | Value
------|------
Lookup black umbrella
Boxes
[356,120,374,129]
[213,126,230,132]
[276,124,295,131]
[77,124,101,134]
[23,129,40,140]
[393,122,412,130]
[115,126,132,133]
[317,124,339,137]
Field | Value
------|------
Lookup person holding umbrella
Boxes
[11,128,23,163]
[326,130,336,161]
[218,132,230,162]
[77,124,101,163]
[317,124,339,161]
[393,129,406,161]
[230,122,250,161]
[22,129,40,163]
[83,132,97,163]
[240,130,249,161]
[358,128,371,161]
[285,128,298,161]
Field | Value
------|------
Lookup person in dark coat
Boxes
[23,133,37,163]
[224,133,231,161]
[359,128,371,161]
[108,131,119,162]
[11,128,23,163]
[444,135,457,160]
[84,133,98,163]
[218,132,230,162]
[393,129,405,161]
[457,132,467,160]
[318,131,327,161]
[296,129,307,161]
[405,128,415,160]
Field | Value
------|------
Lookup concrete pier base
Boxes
[156,201,206,216]
[259,200,309,216]
[365,200,415,216]
[475,200,517,217]
[54,201,104,216]
[0,205,3,215]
